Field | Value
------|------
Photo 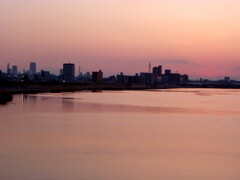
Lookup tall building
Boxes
[92,70,103,84]
[78,66,81,76]
[63,63,75,82]
[7,63,11,75]
[30,62,36,74]
[152,65,162,76]
[12,65,18,75]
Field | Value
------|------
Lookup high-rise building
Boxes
[30,62,36,74]
[12,65,18,75]
[92,70,103,83]
[63,63,75,82]
[152,65,162,76]
[7,63,11,75]
[78,66,81,76]
[148,63,151,73]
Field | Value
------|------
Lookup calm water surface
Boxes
[0,89,240,180]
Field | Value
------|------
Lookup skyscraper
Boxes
[30,62,36,74]
[7,63,11,75]
[12,65,18,75]
[63,63,75,82]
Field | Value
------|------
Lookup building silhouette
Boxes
[152,65,162,76]
[116,73,139,84]
[41,70,50,79]
[224,77,230,82]
[60,69,63,76]
[169,73,180,83]
[30,62,36,75]
[180,74,189,83]
[63,63,75,82]
[12,65,18,75]
[7,63,11,75]
[165,69,171,75]
[0,62,193,85]
[140,73,154,85]
[92,70,103,84]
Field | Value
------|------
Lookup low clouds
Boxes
[155,59,200,67]
[158,59,189,65]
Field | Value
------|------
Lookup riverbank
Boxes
[0,81,240,95]
[0,83,149,94]
[0,91,13,104]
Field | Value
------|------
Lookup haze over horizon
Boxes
[1,0,240,79]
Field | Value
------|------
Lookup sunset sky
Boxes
[1,0,240,79]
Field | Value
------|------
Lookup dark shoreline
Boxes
[1,82,240,104]
[1,80,238,98]
[1,81,240,95]
[0,91,13,104]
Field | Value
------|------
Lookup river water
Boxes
[0,89,240,180]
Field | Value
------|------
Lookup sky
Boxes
[0,0,240,79]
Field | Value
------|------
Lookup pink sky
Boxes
[0,0,240,79]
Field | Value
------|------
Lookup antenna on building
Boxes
[148,62,151,73]
[79,66,81,76]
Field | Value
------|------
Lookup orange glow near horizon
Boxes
[0,0,240,79]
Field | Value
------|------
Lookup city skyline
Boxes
[1,0,240,79]
[1,61,235,81]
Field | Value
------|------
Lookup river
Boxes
[0,89,240,180]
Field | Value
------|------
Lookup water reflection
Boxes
[3,90,240,115]
[0,89,240,180]
[62,98,75,112]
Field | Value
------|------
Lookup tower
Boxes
[148,62,151,73]
[7,63,10,74]
[7,63,12,74]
